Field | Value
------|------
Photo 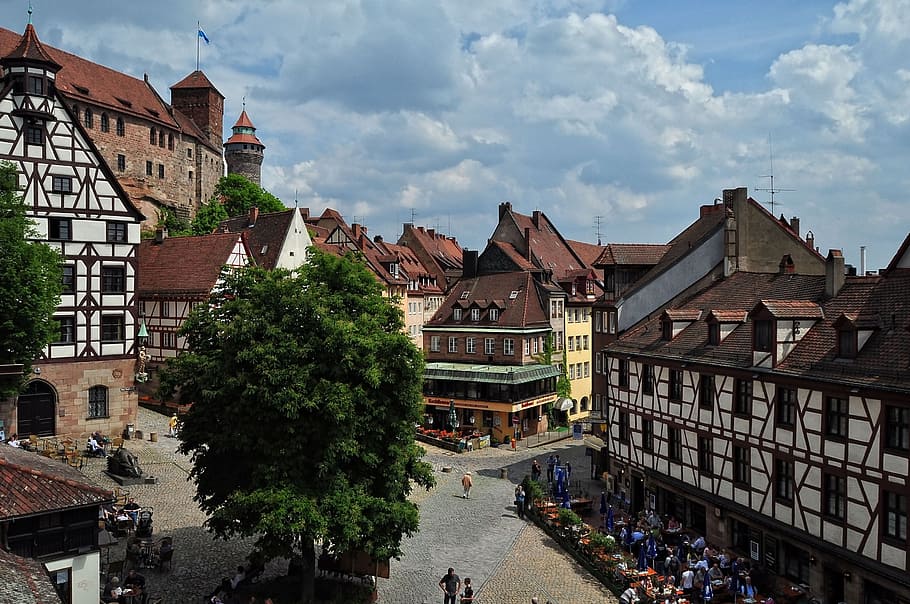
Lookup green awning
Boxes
[424,362,560,385]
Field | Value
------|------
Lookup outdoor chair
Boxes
[157,547,174,571]
[114,486,131,506]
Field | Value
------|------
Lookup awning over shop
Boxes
[556,397,574,411]
[424,362,560,384]
[584,434,607,451]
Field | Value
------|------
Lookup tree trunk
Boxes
[299,536,317,603]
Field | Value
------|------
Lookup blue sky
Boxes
[10,1,910,271]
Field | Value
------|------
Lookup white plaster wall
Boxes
[45,551,100,604]
[275,209,313,270]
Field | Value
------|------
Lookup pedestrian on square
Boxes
[546,454,555,483]
[168,414,179,437]
[461,472,473,499]
[461,577,474,603]
[515,485,526,519]
[439,567,461,604]
[531,459,541,482]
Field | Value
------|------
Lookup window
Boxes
[567,337,575,351]
[106,222,127,242]
[642,364,654,395]
[699,374,714,408]
[453,308,462,321]
[582,335,589,350]
[733,445,750,485]
[608,311,617,334]
[101,315,124,341]
[158,164,165,178]
[584,362,589,377]
[27,75,44,95]
[734,379,753,415]
[150,127,156,144]
[61,265,75,293]
[188,170,193,180]
[524,339,530,355]
[115,153,126,172]
[162,332,176,348]
[668,427,682,461]
[26,124,43,145]
[595,311,603,332]
[484,338,495,355]
[489,308,499,321]
[158,131,164,147]
[885,405,910,451]
[430,336,440,352]
[698,436,713,474]
[448,336,458,353]
[642,419,653,452]
[754,319,772,351]
[88,385,108,418]
[775,458,794,503]
[669,369,683,400]
[618,411,629,443]
[554,331,562,351]
[838,328,857,358]
[825,395,849,439]
[569,364,576,379]
[470,307,480,321]
[100,113,109,132]
[618,359,630,388]
[51,176,72,193]
[146,160,153,176]
[56,316,75,343]
[595,352,603,374]
[532,338,538,354]
[504,338,514,355]
[116,117,125,136]
[83,108,93,128]
[466,337,475,354]
[160,301,170,318]
[101,267,125,293]
[780,542,810,584]
[49,218,72,240]
[883,491,907,542]
[168,133,174,150]
[186,148,192,158]
[823,473,846,521]
[708,322,720,345]
[776,387,796,427]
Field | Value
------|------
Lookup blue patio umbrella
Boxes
[646,534,657,562]
[624,525,634,552]
[562,487,571,509]
[702,580,713,602]
[632,530,645,542]
[730,560,740,593]
[606,506,615,533]
[637,540,648,571]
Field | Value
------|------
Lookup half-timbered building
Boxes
[603,241,910,604]
[0,25,143,438]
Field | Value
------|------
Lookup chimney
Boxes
[721,187,747,213]
[524,227,532,261]
[790,217,800,237]
[532,210,541,229]
[498,201,512,221]
[806,230,815,251]
[778,254,795,274]
[427,229,435,238]
[373,235,383,244]
[825,249,845,297]
[248,206,259,227]
[154,227,168,244]
[462,249,478,279]
[352,223,367,241]
[860,246,866,276]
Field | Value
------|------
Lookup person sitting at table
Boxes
[666,515,680,531]
[87,434,106,457]
[102,576,123,604]
[718,550,731,575]
[708,562,724,583]
[647,510,663,530]
[7,433,21,447]
[740,575,757,598]
[124,569,146,590]
[691,534,706,553]
[123,498,141,524]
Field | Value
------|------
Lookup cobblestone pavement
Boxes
[83,409,616,604]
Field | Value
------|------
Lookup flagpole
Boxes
[196,20,200,71]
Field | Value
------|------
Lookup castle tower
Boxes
[224,108,264,184]
[170,70,224,150]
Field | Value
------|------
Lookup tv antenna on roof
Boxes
[409,207,417,224]
[594,215,603,246]
[756,134,794,215]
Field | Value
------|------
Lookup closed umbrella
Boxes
[624,525,634,552]
[606,505,615,533]
[646,534,657,563]
[447,400,459,431]
[730,559,740,594]
[637,540,648,571]
[702,580,713,602]
[600,492,608,516]
[562,487,571,509]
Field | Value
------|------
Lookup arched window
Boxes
[150,127,156,145]
[158,131,164,147]
[84,108,93,128]
[116,117,125,136]
[88,385,108,418]
[168,133,174,150]
[100,113,110,132]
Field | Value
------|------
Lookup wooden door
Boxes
[17,380,56,436]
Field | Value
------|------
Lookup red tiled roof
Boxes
[232,110,255,129]
[707,310,748,323]
[398,225,463,271]
[664,309,702,321]
[225,132,262,145]
[593,243,670,267]
[137,232,246,296]
[0,24,59,69]
[504,207,588,274]
[756,300,824,319]
[0,446,112,520]
[427,271,549,329]
[488,240,536,271]
[170,70,223,97]
[218,209,296,270]
[566,239,603,267]
[0,548,62,604]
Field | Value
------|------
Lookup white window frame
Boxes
[431,336,440,352]
[484,338,495,355]
[448,336,458,353]
[466,337,476,354]
[453,308,462,320]
[504,338,514,355]
[471,308,480,321]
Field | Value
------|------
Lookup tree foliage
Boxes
[189,199,229,235]
[160,249,434,601]
[215,173,284,217]
[155,206,191,237]
[0,162,62,394]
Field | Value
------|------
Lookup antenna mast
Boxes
[756,134,794,214]
[594,215,603,246]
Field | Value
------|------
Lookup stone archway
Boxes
[17,380,56,436]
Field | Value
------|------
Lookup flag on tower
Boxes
[198,28,210,44]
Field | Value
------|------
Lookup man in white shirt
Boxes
[7,433,21,447]
[681,567,695,593]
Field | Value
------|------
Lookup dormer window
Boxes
[754,319,772,352]
[453,308,462,321]
[470,308,480,321]
[661,318,672,341]
[838,327,857,359]
[489,308,499,322]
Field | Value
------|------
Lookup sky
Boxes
[10,0,910,271]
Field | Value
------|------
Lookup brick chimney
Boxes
[778,254,795,274]
[825,249,845,297]
[352,223,367,241]
[524,227,532,261]
[790,217,800,237]
[806,230,815,251]
[462,249,478,279]
[248,206,259,227]
[532,210,541,229]
[154,227,168,244]
[499,201,512,221]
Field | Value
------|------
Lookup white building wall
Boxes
[45,552,100,604]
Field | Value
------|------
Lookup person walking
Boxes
[439,567,461,604]
[546,455,555,483]
[531,459,541,482]
[461,577,474,603]
[461,472,473,499]
[515,485,526,519]
[168,414,179,437]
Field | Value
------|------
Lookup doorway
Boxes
[823,565,845,603]
[17,380,56,436]
[632,475,645,512]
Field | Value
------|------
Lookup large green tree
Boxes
[161,250,434,602]
[0,162,62,395]
[216,173,285,217]
[189,198,229,235]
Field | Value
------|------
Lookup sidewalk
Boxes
[521,428,574,448]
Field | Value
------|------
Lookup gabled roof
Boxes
[397,225,464,271]
[754,300,824,319]
[427,271,550,329]
[487,240,536,271]
[499,206,589,276]
[137,232,247,296]
[170,69,224,97]
[663,309,702,321]
[0,24,59,69]
[218,209,297,270]
[885,232,910,274]
[0,446,112,520]
[707,310,748,323]
[593,243,671,267]
[566,239,603,267]
[225,110,263,146]
[0,549,61,604]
